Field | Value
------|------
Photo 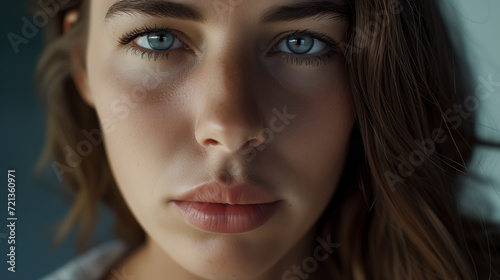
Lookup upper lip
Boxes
[171,181,280,205]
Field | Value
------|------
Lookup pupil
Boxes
[287,36,314,54]
[148,33,174,50]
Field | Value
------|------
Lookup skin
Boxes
[71,0,355,279]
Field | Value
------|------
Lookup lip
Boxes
[171,182,281,233]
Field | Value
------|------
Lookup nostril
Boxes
[205,139,219,146]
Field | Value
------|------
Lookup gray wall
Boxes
[441,0,500,222]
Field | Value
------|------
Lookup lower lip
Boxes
[172,201,281,234]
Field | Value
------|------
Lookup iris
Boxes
[147,32,175,50]
[286,35,314,54]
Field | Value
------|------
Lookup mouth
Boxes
[172,201,281,234]
[170,182,282,233]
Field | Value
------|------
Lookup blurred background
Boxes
[0,3,115,280]
[0,0,499,279]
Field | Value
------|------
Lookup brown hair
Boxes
[318,0,500,279]
[35,0,500,279]
[34,0,144,250]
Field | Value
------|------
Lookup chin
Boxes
[157,232,282,280]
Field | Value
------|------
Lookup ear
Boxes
[64,10,94,107]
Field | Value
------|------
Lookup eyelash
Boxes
[117,26,340,66]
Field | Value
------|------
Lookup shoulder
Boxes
[40,240,128,280]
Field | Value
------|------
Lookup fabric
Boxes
[40,240,128,280]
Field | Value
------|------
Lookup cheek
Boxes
[264,57,354,218]
[284,98,354,208]
[86,53,198,216]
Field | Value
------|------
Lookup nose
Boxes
[194,49,266,154]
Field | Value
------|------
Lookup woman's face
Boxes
[80,0,354,278]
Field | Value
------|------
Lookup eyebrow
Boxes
[105,0,204,22]
[260,1,351,24]
[105,0,351,24]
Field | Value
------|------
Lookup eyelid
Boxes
[118,26,191,51]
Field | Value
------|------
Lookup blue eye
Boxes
[276,34,328,55]
[135,32,185,51]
